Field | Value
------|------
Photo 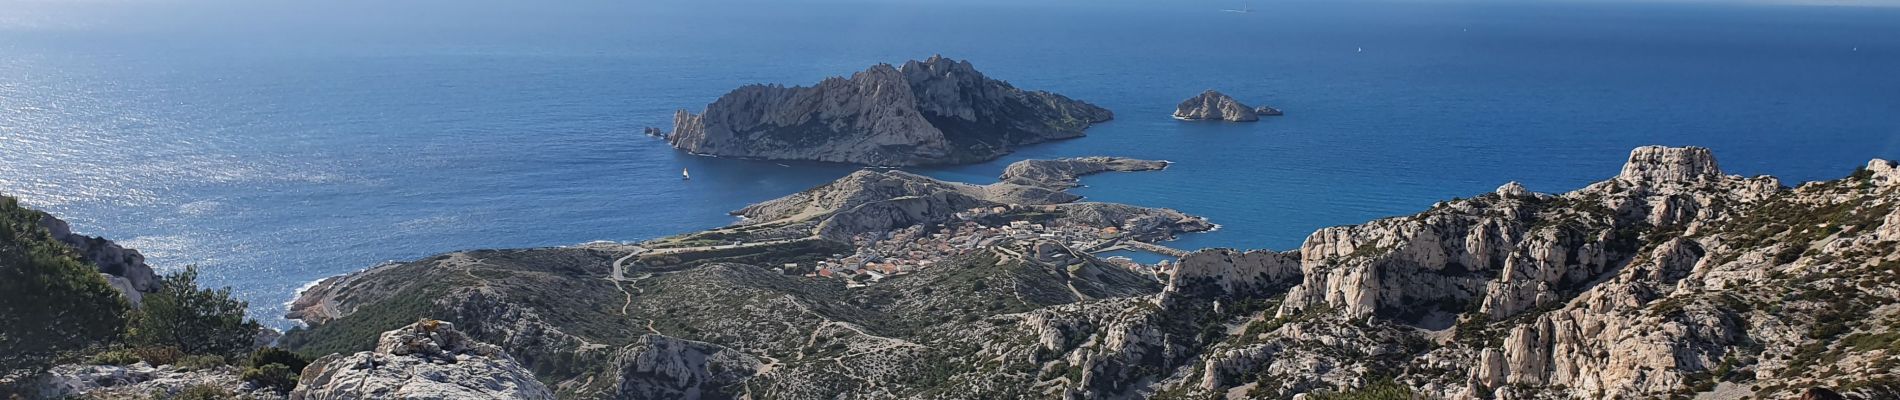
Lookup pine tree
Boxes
[131,266,263,357]
[0,196,130,374]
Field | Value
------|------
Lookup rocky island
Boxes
[664,56,1115,166]
[1173,89,1281,122]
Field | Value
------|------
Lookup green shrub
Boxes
[172,383,233,400]
[246,347,311,373]
[87,350,141,365]
[174,354,226,371]
[241,362,299,392]
[1307,379,1414,400]
[130,266,263,358]
[0,196,131,374]
[134,346,184,366]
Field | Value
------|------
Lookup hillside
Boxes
[280,147,1900,399]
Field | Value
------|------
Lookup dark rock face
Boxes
[667,55,1113,166]
[1173,90,1277,122]
[37,214,158,295]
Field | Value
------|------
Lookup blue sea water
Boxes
[2,0,1896,327]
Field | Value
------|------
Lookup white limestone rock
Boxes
[1617,145,1721,184]
[291,320,554,400]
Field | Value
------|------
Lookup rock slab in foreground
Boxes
[291,320,554,400]
[667,55,1113,166]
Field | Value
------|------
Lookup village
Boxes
[784,205,1181,286]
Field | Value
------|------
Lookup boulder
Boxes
[291,320,554,400]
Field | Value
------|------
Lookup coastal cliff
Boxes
[275,146,1900,400]
[666,56,1114,166]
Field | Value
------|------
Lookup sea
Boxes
[2,0,1896,328]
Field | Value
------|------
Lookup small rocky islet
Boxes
[1173,89,1282,122]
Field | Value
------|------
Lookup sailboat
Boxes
[681,168,691,180]
[1222,0,1252,13]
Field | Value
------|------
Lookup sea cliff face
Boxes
[277,146,1900,400]
[666,56,1113,166]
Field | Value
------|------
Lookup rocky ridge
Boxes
[278,146,1900,400]
[666,55,1113,166]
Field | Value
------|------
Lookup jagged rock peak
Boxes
[1174,90,1262,122]
[1495,181,1531,197]
[1617,145,1721,184]
[291,319,554,400]
[666,56,1112,166]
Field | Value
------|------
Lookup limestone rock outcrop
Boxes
[1163,248,1301,302]
[291,320,554,400]
[1616,145,1721,184]
[1173,90,1278,122]
[666,55,1112,166]
[612,334,762,399]
[1867,158,1899,187]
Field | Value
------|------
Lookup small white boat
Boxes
[1357,47,1364,53]
[682,168,691,180]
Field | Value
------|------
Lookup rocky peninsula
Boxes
[665,56,1114,166]
[997,156,1169,190]
[1173,90,1280,122]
